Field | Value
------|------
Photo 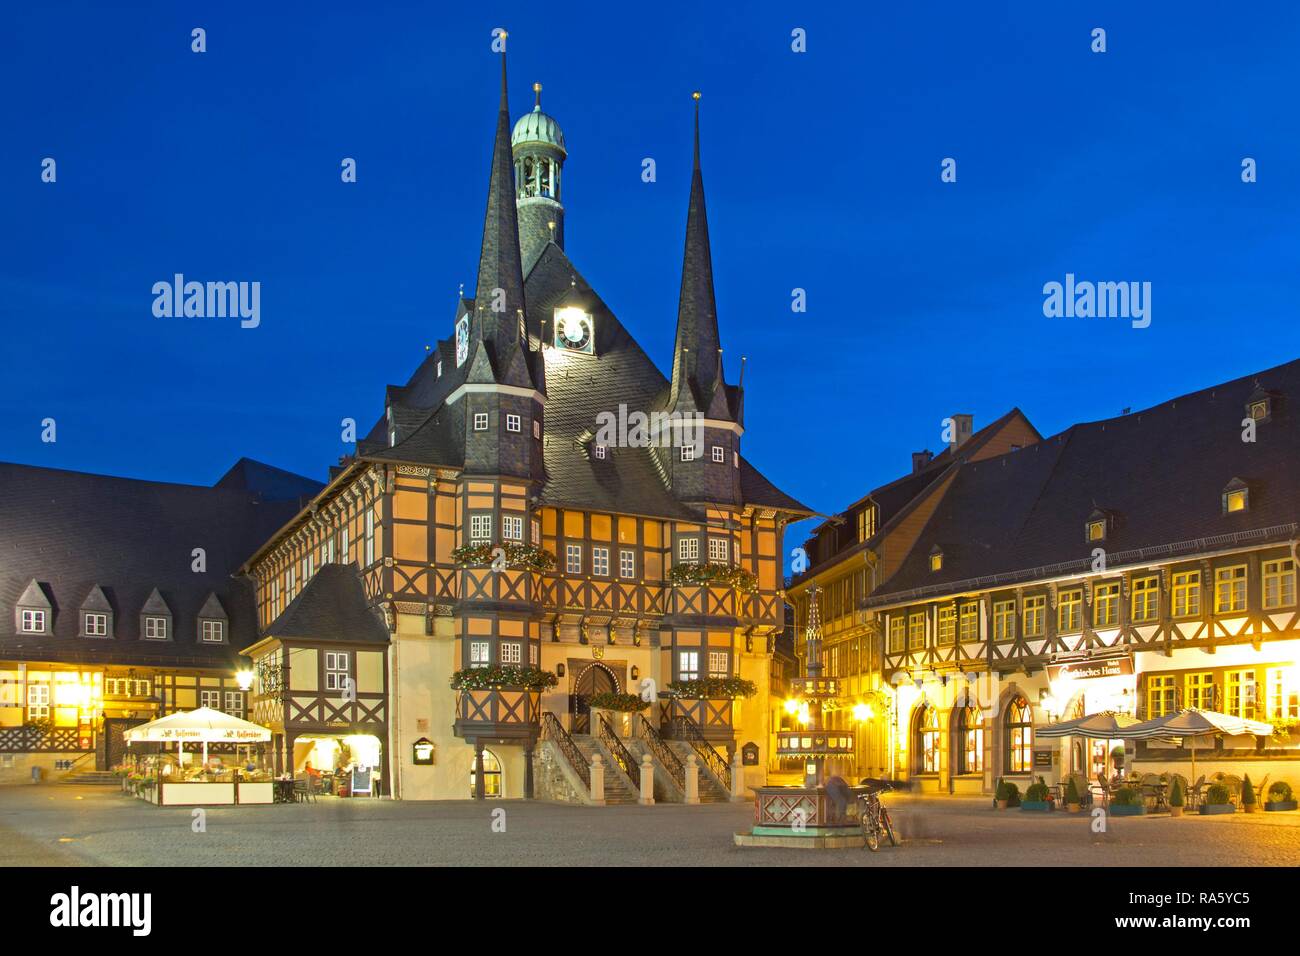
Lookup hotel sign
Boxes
[1047,656,1134,682]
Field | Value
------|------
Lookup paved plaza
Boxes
[2,785,1298,867]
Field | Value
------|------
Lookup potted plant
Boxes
[995,778,1020,810]
[1240,773,1259,813]
[1168,776,1185,817]
[1065,776,1082,813]
[1021,776,1053,811]
[1109,786,1146,816]
[1199,783,1234,815]
[1110,745,1126,773]
[1264,781,1296,812]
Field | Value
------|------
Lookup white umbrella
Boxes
[1123,708,1273,784]
[125,707,271,768]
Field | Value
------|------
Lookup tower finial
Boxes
[533,81,542,110]
[499,41,509,111]
[691,91,701,171]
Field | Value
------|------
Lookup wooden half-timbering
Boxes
[246,638,387,737]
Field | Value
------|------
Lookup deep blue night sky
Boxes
[4,1,1300,555]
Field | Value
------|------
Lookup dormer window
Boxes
[140,588,173,641]
[83,613,108,637]
[1087,519,1106,542]
[929,547,943,572]
[201,620,224,643]
[197,593,228,644]
[144,616,168,639]
[1085,508,1117,544]
[1245,385,1276,424]
[1222,478,1250,515]
[15,580,52,635]
[79,585,113,638]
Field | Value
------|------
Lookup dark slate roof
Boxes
[358,240,810,520]
[214,457,324,504]
[873,359,1300,600]
[262,563,390,644]
[0,461,312,665]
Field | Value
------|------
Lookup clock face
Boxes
[455,316,469,366]
[553,308,593,354]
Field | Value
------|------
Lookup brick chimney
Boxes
[948,414,974,452]
[912,450,934,473]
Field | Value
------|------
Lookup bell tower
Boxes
[512,82,567,273]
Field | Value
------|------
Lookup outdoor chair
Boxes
[1093,773,1111,808]
[293,779,315,804]
[1186,775,1207,809]
[1252,774,1270,805]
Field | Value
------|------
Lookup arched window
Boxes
[470,749,503,798]
[1005,696,1033,774]
[912,703,941,774]
[956,705,984,775]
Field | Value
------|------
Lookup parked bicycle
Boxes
[857,780,898,851]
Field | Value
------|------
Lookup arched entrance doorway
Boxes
[570,663,618,734]
[469,749,503,798]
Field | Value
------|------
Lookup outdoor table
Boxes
[273,780,296,804]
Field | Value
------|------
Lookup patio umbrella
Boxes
[125,707,271,767]
[1036,711,1141,739]
[1123,708,1273,783]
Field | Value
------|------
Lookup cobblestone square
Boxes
[3,786,1298,867]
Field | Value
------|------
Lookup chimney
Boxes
[911,450,934,473]
[948,414,974,452]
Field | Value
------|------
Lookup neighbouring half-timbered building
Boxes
[0,459,320,783]
[788,361,1300,795]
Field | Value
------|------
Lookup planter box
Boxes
[1199,804,1235,815]
[1264,800,1297,812]
[1020,801,1053,812]
[1109,804,1146,816]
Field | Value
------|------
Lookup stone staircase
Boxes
[61,769,119,786]
[664,740,730,803]
[570,735,639,804]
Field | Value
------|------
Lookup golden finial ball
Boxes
[692,90,701,101]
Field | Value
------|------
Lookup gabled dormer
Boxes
[197,592,228,644]
[928,545,944,573]
[14,579,52,635]
[79,584,114,638]
[1222,477,1250,515]
[1246,383,1279,424]
[140,588,173,641]
[1085,507,1120,544]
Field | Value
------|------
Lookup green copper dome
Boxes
[512,85,566,155]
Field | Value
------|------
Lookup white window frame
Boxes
[200,619,224,643]
[473,413,489,432]
[500,642,522,665]
[707,650,729,677]
[200,689,222,710]
[470,514,492,543]
[224,690,245,718]
[19,609,46,633]
[533,419,541,439]
[27,683,50,719]
[593,443,606,460]
[619,549,635,579]
[1263,558,1296,609]
[711,445,725,463]
[83,612,108,637]
[708,537,729,563]
[529,643,539,666]
[325,651,351,690]
[565,544,582,574]
[502,515,524,541]
[677,537,699,562]
[506,413,521,433]
[530,518,541,545]
[144,616,169,640]
[680,444,696,462]
[592,547,610,577]
[677,650,700,681]
[469,641,490,669]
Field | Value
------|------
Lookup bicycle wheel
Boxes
[861,810,880,851]
[881,807,898,847]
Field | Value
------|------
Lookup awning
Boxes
[1124,708,1272,741]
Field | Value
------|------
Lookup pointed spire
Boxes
[472,47,533,389]
[668,91,729,418]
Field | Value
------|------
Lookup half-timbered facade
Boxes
[238,58,810,799]
[789,361,1300,795]
[0,459,320,782]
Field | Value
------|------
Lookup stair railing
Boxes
[669,710,731,791]
[636,714,686,793]
[597,715,639,785]
[541,711,590,789]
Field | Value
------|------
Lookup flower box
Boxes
[1109,804,1146,816]
[1020,801,1053,812]
[1199,804,1235,815]
[1264,800,1298,812]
